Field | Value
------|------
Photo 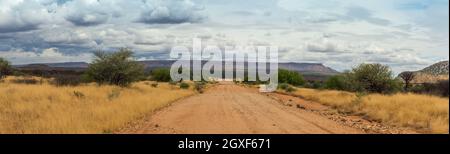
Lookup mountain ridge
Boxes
[14,60,340,75]
[418,60,449,75]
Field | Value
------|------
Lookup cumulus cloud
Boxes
[0,0,53,33]
[0,0,447,74]
[0,0,206,30]
[361,44,387,54]
[65,12,110,26]
[61,0,124,26]
[39,28,93,44]
[306,38,340,53]
[139,0,205,24]
[302,35,353,53]
[0,48,93,64]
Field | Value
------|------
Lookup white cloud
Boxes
[0,48,93,64]
[305,37,342,53]
[39,28,92,44]
[0,0,206,31]
[40,48,64,57]
[0,0,53,33]
[60,0,125,26]
[139,0,205,24]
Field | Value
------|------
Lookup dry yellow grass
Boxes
[0,76,194,134]
[288,88,449,133]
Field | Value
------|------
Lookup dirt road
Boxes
[119,83,363,134]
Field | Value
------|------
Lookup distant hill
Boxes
[418,61,449,76]
[44,62,89,68]
[139,60,338,74]
[278,62,339,75]
[13,62,87,72]
[399,60,449,83]
[14,60,339,81]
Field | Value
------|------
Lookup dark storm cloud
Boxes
[0,25,39,33]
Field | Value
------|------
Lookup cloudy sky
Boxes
[0,0,448,73]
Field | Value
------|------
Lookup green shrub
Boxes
[179,82,190,89]
[278,83,296,93]
[278,83,289,90]
[151,68,172,82]
[305,81,324,89]
[278,69,305,86]
[325,75,347,90]
[84,48,145,87]
[0,58,12,79]
[286,86,296,93]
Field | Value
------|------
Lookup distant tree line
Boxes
[324,64,448,97]
[409,80,449,97]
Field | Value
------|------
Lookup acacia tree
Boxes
[399,71,416,91]
[0,57,12,79]
[84,48,145,87]
[347,63,401,94]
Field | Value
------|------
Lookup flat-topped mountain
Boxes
[278,62,339,75]
[13,60,339,81]
[15,60,338,74]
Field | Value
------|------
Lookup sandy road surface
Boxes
[120,83,363,134]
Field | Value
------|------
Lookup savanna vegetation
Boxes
[274,63,449,133]
[0,49,199,134]
[286,88,448,133]
[0,76,194,133]
[324,64,448,97]
[1,51,448,134]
